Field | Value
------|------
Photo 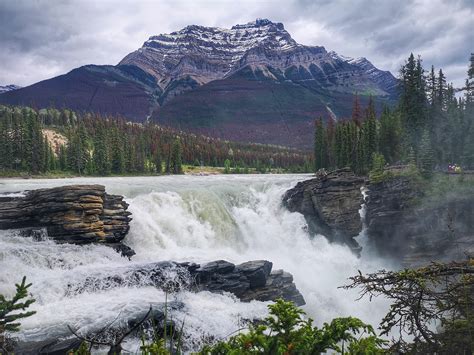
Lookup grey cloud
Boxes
[0,0,472,88]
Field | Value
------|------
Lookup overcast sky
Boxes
[0,0,472,88]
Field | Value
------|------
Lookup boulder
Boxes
[283,168,365,251]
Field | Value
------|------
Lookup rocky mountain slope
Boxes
[0,19,398,149]
[0,84,21,94]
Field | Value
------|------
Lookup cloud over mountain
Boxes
[0,0,472,88]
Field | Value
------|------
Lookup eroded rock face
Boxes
[65,259,305,306]
[0,185,131,244]
[366,177,474,266]
[282,168,365,251]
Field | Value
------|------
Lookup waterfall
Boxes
[0,175,391,351]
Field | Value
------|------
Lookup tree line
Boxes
[314,53,474,176]
[0,106,313,176]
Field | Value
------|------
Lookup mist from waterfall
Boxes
[0,175,394,351]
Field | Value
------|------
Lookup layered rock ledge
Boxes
[66,259,305,306]
[282,168,365,251]
[0,185,131,244]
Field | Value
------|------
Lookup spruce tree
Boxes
[400,54,428,153]
[93,128,111,175]
[437,69,447,109]
[170,138,183,174]
[58,145,68,171]
[68,121,90,174]
[110,128,124,174]
[351,94,362,126]
[314,118,327,170]
[0,276,36,346]
[154,147,162,174]
[363,99,377,170]
[378,107,401,164]
[418,130,435,178]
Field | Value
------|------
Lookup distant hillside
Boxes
[0,19,398,149]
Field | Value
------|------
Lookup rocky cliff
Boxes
[366,176,474,266]
[283,171,473,263]
[282,168,365,251]
[0,185,131,245]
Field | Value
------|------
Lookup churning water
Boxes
[0,175,393,351]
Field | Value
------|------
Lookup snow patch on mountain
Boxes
[0,85,21,94]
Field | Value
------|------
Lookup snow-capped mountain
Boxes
[120,19,397,99]
[0,84,21,94]
[0,19,399,149]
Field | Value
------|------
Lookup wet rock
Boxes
[66,259,305,306]
[366,176,474,266]
[15,338,83,355]
[0,185,132,245]
[283,168,365,251]
[14,302,184,355]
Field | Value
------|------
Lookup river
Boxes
[0,174,393,351]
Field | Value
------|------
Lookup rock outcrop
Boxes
[282,168,365,251]
[366,176,474,266]
[0,185,131,245]
[66,259,305,306]
[15,301,184,355]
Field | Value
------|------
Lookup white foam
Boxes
[0,175,392,351]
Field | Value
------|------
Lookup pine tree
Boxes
[418,130,435,178]
[351,94,362,126]
[355,127,366,174]
[68,121,89,174]
[400,54,428,153]
[314,118,327,170]
[110,128,124,174]
[363,98,378,170]
[468,53,474,80]
[369,153,387,183]
[58,145,68,171]
[154,147,162,174]
[93,128,111,175]
[326,118,336,168]
[379,107,401,164]
[170,138,183,174]
[427,65,437,106]
[437,69,447,110]
[0,276,36,346]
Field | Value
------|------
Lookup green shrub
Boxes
[369,153,393,184]
[0,277,36,349]
[198,299,386,354]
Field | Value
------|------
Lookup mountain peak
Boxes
[231,18,284,30]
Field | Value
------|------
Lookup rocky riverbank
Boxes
[283,170,474,266]
[282,168,365,251]
[0,185,304,304]
[15,259,304,354]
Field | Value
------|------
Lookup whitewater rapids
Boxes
[0,175,393,351]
